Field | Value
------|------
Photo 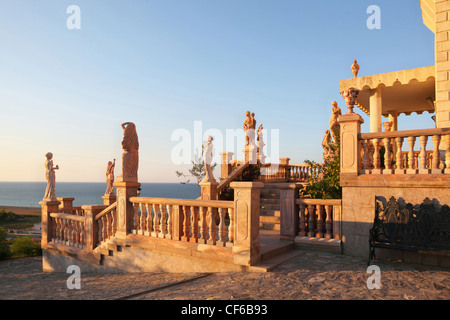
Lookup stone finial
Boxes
[105,159,116,195]
[340,88,360,114]
[351,59,360,78]
[383,121,393,132]
[117,122,139,182]
[202,135,216,183]
[43,152,59,201]
[244,111,256,146]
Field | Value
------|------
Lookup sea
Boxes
[0,182,200,208]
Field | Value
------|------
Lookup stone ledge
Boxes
[341,174,450,188]
[294,237,342,253]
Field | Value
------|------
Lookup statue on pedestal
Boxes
[105,159,116,195]
[322,130,333,162]
[43,152,59,201]
[244,111,256,146]
[118,122,139,182]
[257,124,266,164]
[383,121,393,132]
[202,136,216,183]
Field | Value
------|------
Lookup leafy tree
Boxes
[175,150,217,196]
[0,229,11,260]
[300,135,342,199]
[10,235,41,257]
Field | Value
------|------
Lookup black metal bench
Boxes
[368,196,450,265]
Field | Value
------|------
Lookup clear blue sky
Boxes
[0,0,436,182]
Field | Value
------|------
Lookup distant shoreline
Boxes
[0,206,41,216]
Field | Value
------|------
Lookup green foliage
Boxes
[0,209,21,221]
[10,235,41,257]
[300,135,342,199]
[0,229,11,260]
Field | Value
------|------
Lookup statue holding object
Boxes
[202,135,216,183]
[105,159,116,195]
[43,152,59,201]
[117,122,139,182]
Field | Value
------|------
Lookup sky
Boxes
[0,0,436,183]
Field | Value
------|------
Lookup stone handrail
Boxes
[217,161,250,193]
[288,164,319,181]
[295,198,342,240]
[359,128,450,175]
[260,163,289,182]
[129,197,235,246]
[49,212,86,248]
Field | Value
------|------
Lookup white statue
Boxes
[202,136,216,183]
[43,152,59,201]
[257,124,266,164]
[105,159,116,195]
[244,111,256,146]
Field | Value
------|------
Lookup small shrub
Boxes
[10,235,41,257]
[0,229,11,260]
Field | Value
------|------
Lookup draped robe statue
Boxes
[43,152,59,201]
[118,122,139,182]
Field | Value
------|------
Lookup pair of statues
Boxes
[243,111,257,146]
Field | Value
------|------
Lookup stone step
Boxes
[294,236,342,254]
[249,249,301,272]
[259,222,280,231]
[260,204,280,210]
[260,193,280,200]
[261,188,281,195]
[260,215,280,224]
[260,198,280,205]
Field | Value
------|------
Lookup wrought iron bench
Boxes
[368,196,450,265]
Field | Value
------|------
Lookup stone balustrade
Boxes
[94,202,118,246]
[49,212,86,248]
[289,164,320,181]
[296,199,342,240]
[360,128,450,175]
[129,197,235,246]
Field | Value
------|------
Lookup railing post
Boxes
[39,200,60,246]
[220,152,234,180]
[57,197,74,214]
[113,181,141,240]
[445,134,450,174]
[199,181,219,200]
[338,112,364,179]
[279,183,299,240]
[82,205,107,251]
[230,181,264,266]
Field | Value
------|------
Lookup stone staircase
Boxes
[259,185,281,231]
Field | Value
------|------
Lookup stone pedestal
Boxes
[230,181,264,266]
[338,113,364,179]
[243,145,258,164]
[57,197,75,214]
[199,180,219,200]
[113,181,141,239]
[102,194,117,206]
[39,200,61,246]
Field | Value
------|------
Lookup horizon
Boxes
[0,1,436,183]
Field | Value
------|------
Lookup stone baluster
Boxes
[419,136,429,174]
[199,206,208,244]
[445,135,450,174]
[145,204,152,235]
[325,205,333,239]
[207,207,216,245]
[190,206,199,243]
[333,204,342,240]
[152,204,160,236]
[307,204,316,237]
[315,205,324,238]
[166,205,172,239]
[395,137,405,174]
[372,138,382,174]
[132,203,139,232]
[217,207,226,246]
[298,203,306,237]
[407,136,417,174]
[160,204,167,238]
[79,220,85,248]
[227,208,235,244]
[432,135,442,174]
[383,137,393,174]
[181,206,191,241]
[361,139,370,174]
[139,204,145,235]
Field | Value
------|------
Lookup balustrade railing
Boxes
[94,202,118,245]
[296,199,342,240]
[360,128,450,175]
[129,197,235,247]
[49,212,86,248]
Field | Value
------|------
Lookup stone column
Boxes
[279,158,290,180]
[57,197,74,214]
[199,181,219,200]
[220,152,234,179]
[369,87,383,133]
[338,112,365,179]
[40,200,61,246]
[230,181,264,266]
[113,181,141,240]
[279,183,300,240]
[82,205,107,251]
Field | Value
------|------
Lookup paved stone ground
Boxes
[0,248,449,301]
